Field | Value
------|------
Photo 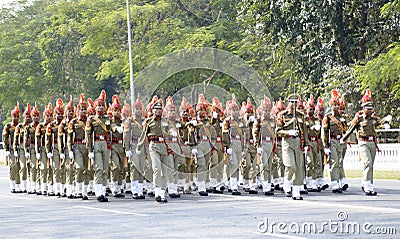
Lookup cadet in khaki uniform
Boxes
[3,103,21,193]
[14,104,33,193]
[338,96,349,191]
[35,103,53,195]
[109,95,126,198]
[343,90,389,196]
[321,90,346,193]
[209,97,225,194]
[222,94,243,195]
[124,95,146,199]
[120,103,132,194]
[67,94,90,200]
[270,99,286,190]
[46,99,66,197]
[163,96,184,198]
[59,97,75,198]
[178,97,196,194]
[137,100,169,203]
[253,96,275,195]
[24,104,40,194]
[304,96,322,192]
[85,98,96,195]
[315,98,329,190]
[86,90,111,202]
[276,94,308,200]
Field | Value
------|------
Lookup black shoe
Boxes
[36,191,42,196]
[332,188,343,193]
[285,191,292,197]
[21,190,27,193]
[231,190,241,195]
[42,191,47,196]
[132,193,145,199]
[82,195,88,200]
[244,188,250,192]
[11,189,16,193]
[300,189,308,194]
[88,191,95,196]
[106,188,112,193]
[219,186,226,191]
[169,193,181,198]
[365,191,377,196]
[56,192,61,197]
[199,191,208,196]
[113,193,125,198]
[61,193,67,198]
[124,190,132,194]
[248,190,258,194]
[263,191,274,196]
[28,190,36,194]
[320,184,329,190]
[206,188,213,193]
[227,189,232,193]
[342,184,349,191]
[147,191,155,197]
[212,188,223,194]
[101,196,109,202]
[292,196,303,200]
[74,193,83,199]
[274,184,281,190]
[155,196,167,203]
[361,186,365,192]
[139,194,145,199]
[67,194,74,199]
[48,192,56,196]
[105,192,109,196]
[309,188,321,192]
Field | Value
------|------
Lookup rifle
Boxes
[5,154,9,166]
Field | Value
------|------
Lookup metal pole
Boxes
[127,0,135,109]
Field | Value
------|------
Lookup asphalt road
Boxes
[0,165,399,239]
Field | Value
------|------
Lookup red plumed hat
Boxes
[87,98,95,115]
[244,98,254,113]
[211,97,223,112]
[31,103,40,117]
[361,89,373,107]
[339,96,346,110]
[306,95,315,109]
[196,94,209,112]
[94,90,106,107]
[43,102,53,116]
[329,89,340,106]
[122,102,131,117]
[65,95,75,112]
[315,97,325,112]
[111,95,122,111]
[11,102,20,117]
[54,98,64,115]
[77,94,87,110]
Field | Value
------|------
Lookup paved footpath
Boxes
[0,165,399,239]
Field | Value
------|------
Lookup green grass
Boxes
[324,170,400,180]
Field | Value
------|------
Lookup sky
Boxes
[0,0,13,7]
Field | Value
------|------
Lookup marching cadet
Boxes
[321,90,346,193]
[120,103,131,194]
[24,104,40,194]
[109,95,126,198]
[162,96,184,198]
[35,103,53,195]
[190,94,217,196]
[304,96,322,192]
[276,94,308,200]
[209,97,225,194]
[67,94,90,200]
[338,96,349,191]
[137,99,169,203]
[253,96,275,195]
[59,97,75,199]
[85,90,112,202]
[271,99,286,190]
[241,98,258,194]
[14,103,33,193]
[315,98,329,190]
[86,98,96,195]
[178,97,196,194]
[46,99,65,197]
[342,90,390,196]
[222,94,243,195]
[3,103,21,193]
[124,95,146,199]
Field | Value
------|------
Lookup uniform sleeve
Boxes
[2,124,10,151]
[321,116,329,148]
[123,119,132,149]
[85,117,93,152]
[57,123,65,153]
[13,125,20,152]
[253,120,260,148]
[45,124,52,153]
[35,125,41,153]
[136,119,149,151]
[67,120,74,152]
[221,118,230,149]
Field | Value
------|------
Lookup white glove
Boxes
[125,150,132,158]
[25,152,30,159]
[14,151,18,157]
[117,126,123,134]
[135,148,141,155]
[313,124,321,131]
[47,152,53,158]
[249,115,255,122]
[171,131,177,137]
[212,111,218,119]
[191,148,198,155]
[304,146,309,152]
[385,114,392,122]
[5,151,10,157]
[324,148,331,155]
[69,151,74,159]
[191,120,197,127]
[288,129,298,137]
[226,148,232,155]
[36,153,41,159]
[60,153,65,160]
[384,123,390,130]
[339,138,345,144]
[88,152,94,160]
[257,147,263,154]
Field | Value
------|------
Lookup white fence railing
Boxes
[344,144,400,171]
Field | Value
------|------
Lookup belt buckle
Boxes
[265,137,270,141]
[311,137,316,141]
[368,136,373,141]
[118,140,123,144]
[336,135,341,139]
[203,135,208,140]
[235,135,240,139]
[99,136,105,140]
[159,137,164,142]
[217,137,221,141]
[249,139,254,143]
[172,137,177,142]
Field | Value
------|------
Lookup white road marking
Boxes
[0,194,34,201]
[74,205,148,216]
